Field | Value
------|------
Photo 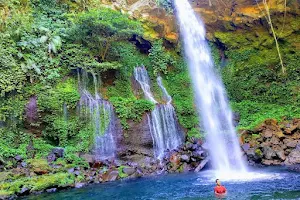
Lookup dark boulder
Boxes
[47,148,64,163]
[51,147,64,158]
[19,187,30,195]
[14,155,23,162]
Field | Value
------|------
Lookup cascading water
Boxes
[134,66,184,159]
[78,70,116,160]
[174,0,247,175]
[134,67,157,103]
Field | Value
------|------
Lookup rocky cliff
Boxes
[100,0,300,47]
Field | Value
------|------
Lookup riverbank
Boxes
[0,139,208,200]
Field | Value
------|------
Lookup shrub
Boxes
[110,97,155,129]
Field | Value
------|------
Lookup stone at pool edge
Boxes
[123,167,136,176]
[46,188,57,193]
[75,183,86,189]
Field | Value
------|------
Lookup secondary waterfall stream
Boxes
[174,0,247,175]
[134,66,184,159]
[78,70,116,160]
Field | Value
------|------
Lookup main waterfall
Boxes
[78,70,116,161]
[134,66,184,159]
[174,0,247,175]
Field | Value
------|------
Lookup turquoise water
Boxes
[23,167,300,200]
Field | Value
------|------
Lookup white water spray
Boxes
[134,66,184,159]
[78,70,116,160]
[174,0,247,175]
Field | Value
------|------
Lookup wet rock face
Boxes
[242,119,300,166]
[117,114,154,161]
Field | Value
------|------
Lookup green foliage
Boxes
[0,95,26,122]
[63,149,89,168]
[110,97,155,129]
[187,128,203,139]
[108,41,151,70]
[118,166,129,178]
[106,42,151,99]
[32,138,54,158]
[0,172,74,194]
[215,31,274,49]
[149,40,173,76]
[255,148,263,157]
[231,100,299,130]
[38,78,80,113]
[72,8,142,61]
[43,116,78,146]
[28,158,51,171]
[0,128,55,161]
[0,35,26,96]
[107,78,135,99]
[0,129,29,160]
[163,55,199,131]
[217,29,299,106]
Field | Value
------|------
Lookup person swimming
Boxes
[214,179,227,195]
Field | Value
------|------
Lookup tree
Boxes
[73,8,143,61]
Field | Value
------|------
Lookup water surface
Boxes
[23,167,300,200]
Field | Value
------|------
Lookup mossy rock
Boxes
[30,173,75,192]
[0,172,13,182]
[118,166,129,179]
[255,148,263,158]
[28,159,51,175]
[0,189,14,199]
[0,172,75,195]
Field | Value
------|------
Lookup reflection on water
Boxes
[22,167,300,200]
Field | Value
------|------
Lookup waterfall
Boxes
[134,67,157,103]
[78,70,116,160]
[134,66,184,159]
[174,0,247,175]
